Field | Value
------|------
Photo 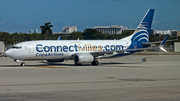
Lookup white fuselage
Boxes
[5,40,132,60]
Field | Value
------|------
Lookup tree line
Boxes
[0,22,179,46]
[0,29,134,45]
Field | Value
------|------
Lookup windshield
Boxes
[11,46,22,49]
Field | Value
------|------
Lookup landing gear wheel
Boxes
[91,61,99,66]
[21,63,25,67]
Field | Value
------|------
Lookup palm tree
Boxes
[40,22,53,35]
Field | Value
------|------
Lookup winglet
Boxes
[160,34,169,46]
[58,36,61,40]
[159,34,169,52]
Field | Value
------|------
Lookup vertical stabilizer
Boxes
[131,9,154,42]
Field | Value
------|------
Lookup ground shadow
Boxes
[100,62,142,65]
[0,65,22,67]
[0,61,143,68]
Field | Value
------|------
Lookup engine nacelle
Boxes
[47,59,64,62]
[74,54,94,63]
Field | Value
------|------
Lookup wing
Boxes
[90,47,155,57]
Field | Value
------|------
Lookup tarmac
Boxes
[0,55,180,101]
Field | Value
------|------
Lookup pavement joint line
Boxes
[29,66,68,68]
[0,79,179,87]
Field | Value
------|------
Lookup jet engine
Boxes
[74,54,94,64]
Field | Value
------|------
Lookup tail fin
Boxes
[131,9,154,42]
[58,36,61,40]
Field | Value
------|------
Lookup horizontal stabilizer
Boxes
[143,39,177,45]
[159,46,167,52]
[160,34,169,46]
[143,35,178,45]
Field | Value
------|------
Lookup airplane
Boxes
[4,9,169,66]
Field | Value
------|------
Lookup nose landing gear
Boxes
[21,62,25,66]
[14,59,25,66]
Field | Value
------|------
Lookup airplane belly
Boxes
[34,52,65,60]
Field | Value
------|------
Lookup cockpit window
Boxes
[11,46,22,49]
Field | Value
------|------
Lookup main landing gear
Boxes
[74,61,99,66]
[91,61,99,66]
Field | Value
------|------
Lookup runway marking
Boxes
[0,78,179,87]
[30,66,68,68]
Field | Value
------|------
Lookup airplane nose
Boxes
[4,50,11,57]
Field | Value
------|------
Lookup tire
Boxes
[91,61,99,66]
[94,61,99,66]
[21,63,25,67]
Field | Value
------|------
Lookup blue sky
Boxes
[0,0,180,33]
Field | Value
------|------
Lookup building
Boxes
[29,30,33,34]
[63,26,77,33]
[0,41,4,55]
[150,29,156,34]
[154,30,172,35]
[177,31,180,37]
[122,29,135,33]
[174,42,180,52]
[94,25,123,34]
[34,29,38,33]
[171,30,178,38]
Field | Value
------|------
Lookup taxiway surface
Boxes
[0,55,180,101]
